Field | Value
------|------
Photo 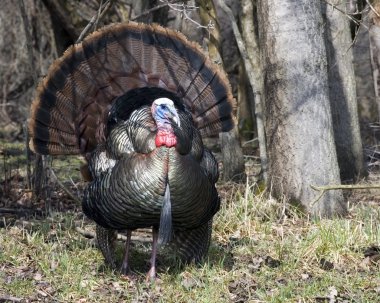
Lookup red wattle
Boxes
[155,131,177,147]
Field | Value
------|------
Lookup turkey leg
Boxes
[120,230,132,275]
[146,227,159,282]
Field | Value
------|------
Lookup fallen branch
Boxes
[311,184,380,191]
[0,294,23,302]
[75,226,95,239]
[0,208,43,216]
[75,226,152,243]
[310,183,380,205]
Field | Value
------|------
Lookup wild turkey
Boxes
[29,22,234,280]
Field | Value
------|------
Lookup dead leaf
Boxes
[265,256,281,268]
[320,258,334,271]
[80,280,89,288]
[33,272,42,281]
[36,289,47,297]
[112,281,122,291]
[180,272,201,289]
[50,260,58,271]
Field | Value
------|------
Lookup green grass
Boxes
[1,143,379,302]
[0,182,379,302]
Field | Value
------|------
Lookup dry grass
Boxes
[0,141,380,302]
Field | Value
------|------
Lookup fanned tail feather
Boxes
[29,22,235,156]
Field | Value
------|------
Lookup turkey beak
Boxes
[168,106,180,128]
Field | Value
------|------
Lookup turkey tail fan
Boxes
[29,22,235,156]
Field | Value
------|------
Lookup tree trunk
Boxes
[257,0,346,216]
[369,2,380,121]
[0,0,56,126]
[321,0,365,182]
[353,10,378,123]
[238,0,258,141]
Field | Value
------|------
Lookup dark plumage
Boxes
[28,22,234,280]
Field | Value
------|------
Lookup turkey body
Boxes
[28,22,235,279]
[83,102,220,232]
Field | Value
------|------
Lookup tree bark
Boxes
[257,0,346,216]
[321,0,365,182]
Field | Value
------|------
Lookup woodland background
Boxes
[0,0,380,302]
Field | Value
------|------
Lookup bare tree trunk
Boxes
[240,0,269,182]
[369,2,380,121]
[200,0,245,181]
[241,0,262,95]
[238,0,257,141]
[257,0,346,216]
[11,0,58,201]
[353,9,378,123]
[321,0,365,182]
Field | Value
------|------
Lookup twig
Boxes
[76,0,113,43]
[49,168,81,204]
[0,294,23,302]
[24,124,31,189]
[159,0,214,30]
[93,0,103,32]
[131,3,170,21]
[322,0,361,25]
[217,0,268,183]
[367,0,380,18]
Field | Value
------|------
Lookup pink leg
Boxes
[146,227,158,282]
[120,230,132,275]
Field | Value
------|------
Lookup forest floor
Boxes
[0,134,379,302]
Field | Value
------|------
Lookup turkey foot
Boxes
[120,230,132,275]
[146,227,159,282]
